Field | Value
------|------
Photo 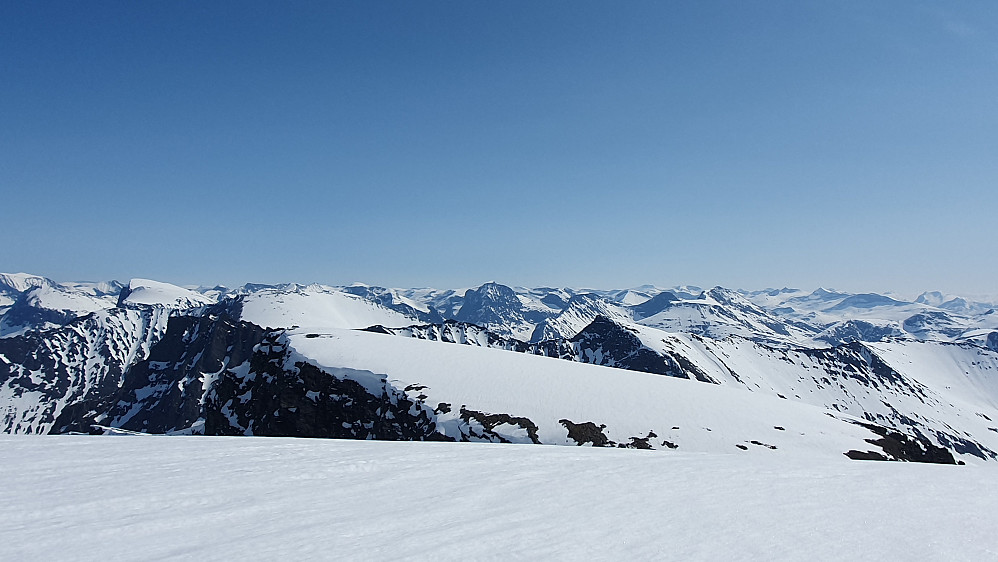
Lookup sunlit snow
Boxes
[1,436,996,560]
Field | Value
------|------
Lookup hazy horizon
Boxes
[5,269,998,304]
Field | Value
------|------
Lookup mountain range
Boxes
[2,271,998,464]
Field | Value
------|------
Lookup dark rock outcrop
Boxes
[559,418,613,447]
[845,422,957,464]
[49,314,447,441]
[570,316,717,382]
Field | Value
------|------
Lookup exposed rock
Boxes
[844,422,957,464]
[457,407,541,444]
[559,419,613,447]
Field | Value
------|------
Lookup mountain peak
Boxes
[0,272,57,294]
[118,278,215,309]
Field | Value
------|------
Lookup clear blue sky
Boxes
[3,1,997,294]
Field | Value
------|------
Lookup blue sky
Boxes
[3,2,997,294]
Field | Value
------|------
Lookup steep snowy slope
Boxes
[529,293,631,342]
[584,321,998,460]
[0,308,170,433]
[666,338,998,459]
[865,341,998,411]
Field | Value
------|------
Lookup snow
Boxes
[0,272,54,293]
[0,307,171,434]
[625,331,998,457]
[532,294,631,341]
[59,280,123,298]
[288,329,889,457]
[239,286,418,330]
[744,286,996,344]
[23,285,114,315]
[387,290,431,314]
[866,341,998,411]
[121,279,214,309]
[617,289,653,305]
[636,292,809,345]
[1,435,996,560]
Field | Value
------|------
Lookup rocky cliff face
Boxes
[0,307,170,433]
[39,313,445,441]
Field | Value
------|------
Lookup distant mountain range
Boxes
[2,272,997,464]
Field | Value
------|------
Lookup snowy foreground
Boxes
[2,436,997,561]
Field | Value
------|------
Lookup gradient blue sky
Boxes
[3,1,997,294]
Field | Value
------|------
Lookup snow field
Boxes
[120,279,214,308]
[240,287,417,330]
[1,435,996,561]
[289,329,890,457]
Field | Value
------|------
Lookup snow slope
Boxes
[530,293,631,341]
[238,285,419,330]
[866,340,998,411]
[20,285,112,316]
[289,328,900,459]
[637,287,813,345]
[1,435,996,561]
[0,285,117,337]
[0,272,55,295]
[118,279,214,309]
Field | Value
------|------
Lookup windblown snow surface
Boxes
[2,435,996,561]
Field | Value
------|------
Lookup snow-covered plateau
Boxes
[2,435,997,560]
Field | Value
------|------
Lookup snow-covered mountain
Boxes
[742,286,997,348]
[635,287,816,345]
[235,283,421,331]
[0,272,56,296]
[529,293,630,341]
[0,285,114,337]
[0,275,123,337]
[452,282,549,340]
[2,272,998,464]
[117,278,215,309]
